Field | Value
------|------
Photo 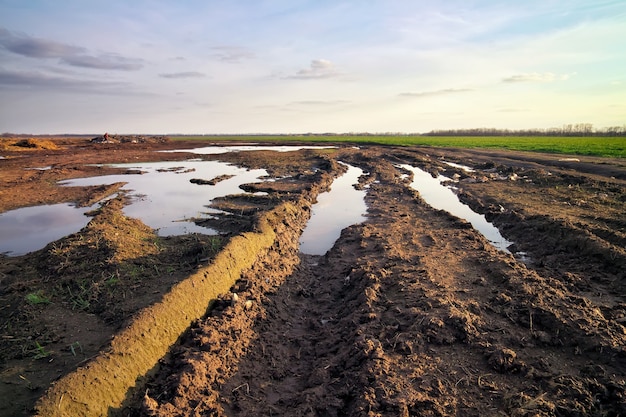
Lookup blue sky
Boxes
[0,0,624,134]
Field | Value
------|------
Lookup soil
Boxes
[0,137,625,416]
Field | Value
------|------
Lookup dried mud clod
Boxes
[487,347,526,373]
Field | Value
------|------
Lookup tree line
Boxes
[423,124,626,137]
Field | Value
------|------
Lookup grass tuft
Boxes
[25,290,51,305]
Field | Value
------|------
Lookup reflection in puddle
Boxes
[0,204,93,256]
[442,160,474,172]
[300,163,367,255]
[26,166,53,171]
[400,164,513,253]
[61,160,268,236]
[163,144,336,155]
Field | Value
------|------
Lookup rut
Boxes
[219,253,361,415]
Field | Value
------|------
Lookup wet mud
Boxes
[0,138,625,416]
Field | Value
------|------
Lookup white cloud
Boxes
[399,88,474,98]
[286,59,341,80]
[502,72,571,83]
[290,99,350,105]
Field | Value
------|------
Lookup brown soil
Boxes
[1,137,625,416]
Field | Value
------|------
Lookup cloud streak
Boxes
[0,68,115,89]
[290,100,350,106]
[211,46,254,63]
[0,68,151,96]
[399,88,474,98]
[0,27,142,71]
[502,72,570,83]
[60,54,143,71]
[286,59,341,80]
[159,71,206,79]
[0,27,84,58]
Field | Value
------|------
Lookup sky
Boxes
[0,0,625,134]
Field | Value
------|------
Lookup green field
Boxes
[171,135,626,158]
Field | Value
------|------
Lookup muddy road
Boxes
[1,137,625,416]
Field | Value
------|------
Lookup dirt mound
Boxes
[0,138,60,151]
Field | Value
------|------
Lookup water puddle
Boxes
[60,160,268,236]
[299,163,368,255]
[163,144,335,155]
[400,164,513,253]
[441,160,474,172]
[26,166,53,171]
[0,203,94,256]
[0,160,270,256]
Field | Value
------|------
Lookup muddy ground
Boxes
[0,137,625,416]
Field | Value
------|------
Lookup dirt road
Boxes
[1,138,625,416]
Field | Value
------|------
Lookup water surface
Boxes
[0,204,93,256]
[61,160,268,236]
[299,163,368,255]
[0,160,271,256]
[164,144,335,155]
[401,164,513,252]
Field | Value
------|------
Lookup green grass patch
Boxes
[170,135,625,158]
[25,290,51,305]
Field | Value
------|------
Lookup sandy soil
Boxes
[1,137,625,416]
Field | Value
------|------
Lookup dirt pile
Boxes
[0,138,60,151]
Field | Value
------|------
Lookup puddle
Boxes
[400,164,513,253]
[441,160,474,172]
[299,163,368,255]
[163,144,335,155]
[0,160,271,256]
[61,160,268,236]
[0,203,94,256]
[26,166,53,171]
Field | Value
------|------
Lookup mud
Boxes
[0,137,625,416]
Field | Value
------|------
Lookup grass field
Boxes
[171,135,626,158]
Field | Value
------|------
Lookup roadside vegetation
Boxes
[171,134,626,158]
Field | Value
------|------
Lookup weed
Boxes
[208,236,222,253]
[33,342,51,359]
[120,263,146,284]
[105,273,120,287]
[49,242,65,256]
[66,281,92,310]
[25,290,51,305]
[69,341,83,356]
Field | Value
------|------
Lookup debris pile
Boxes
[90,133,169,144]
